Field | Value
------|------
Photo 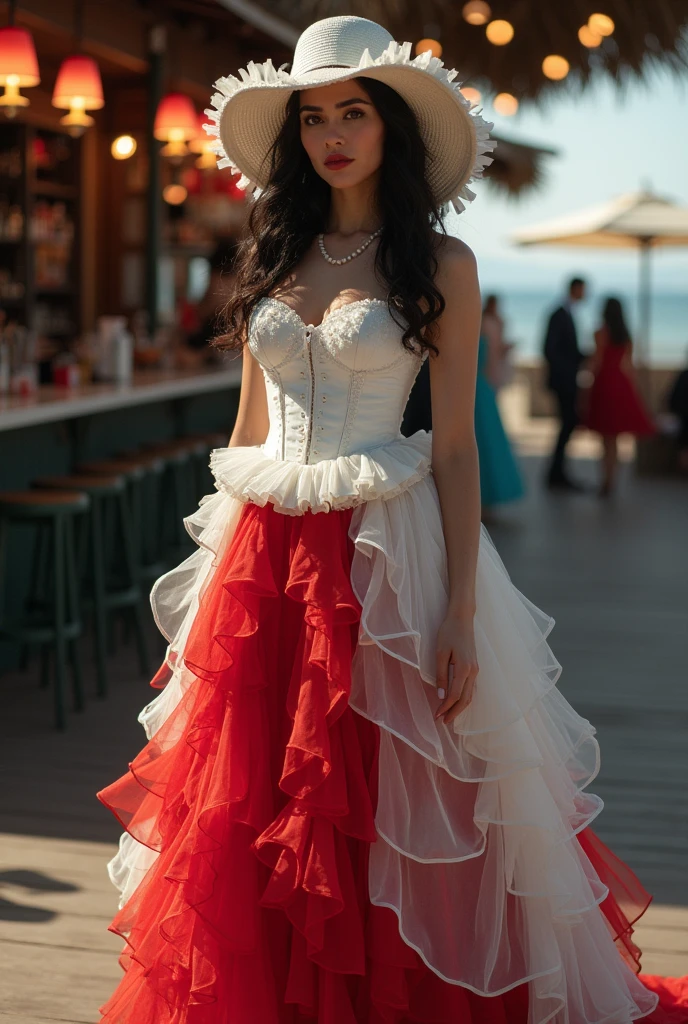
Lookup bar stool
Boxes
[0,489,89,730]
[138,441,198,561]
[33,474,150,697]
[183,431,229,499]
[79,454,167,589]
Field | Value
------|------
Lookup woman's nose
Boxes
[324,126,345,148]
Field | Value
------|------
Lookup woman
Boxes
[585,297,655,496]
[475,296,524,514]
[481,294,515,391]
[97,17,681,1024]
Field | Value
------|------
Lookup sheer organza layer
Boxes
[344,481,658,1023]
[100,452,669,1022]
[98,502,535,1023]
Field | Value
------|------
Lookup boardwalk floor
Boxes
[0,440,686,1022]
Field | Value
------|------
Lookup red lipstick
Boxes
[324,155,353,170]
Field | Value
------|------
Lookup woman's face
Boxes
[298,79,385,191]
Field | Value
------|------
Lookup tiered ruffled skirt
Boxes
[97,432,680,1023]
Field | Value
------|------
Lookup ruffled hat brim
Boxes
[205,41,495,214]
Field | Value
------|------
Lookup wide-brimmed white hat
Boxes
[204,16,494,213]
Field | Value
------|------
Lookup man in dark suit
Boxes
[543,277,587,489]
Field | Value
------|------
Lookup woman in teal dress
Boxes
[474,327,525,510]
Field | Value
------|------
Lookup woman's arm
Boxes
[480,315,501,388]
[428,237,482,725]
[590,328,605,375]
[228,344,270,448]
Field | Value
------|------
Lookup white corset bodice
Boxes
[248,297,425,465]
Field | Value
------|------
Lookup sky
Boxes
[443,62,688,295]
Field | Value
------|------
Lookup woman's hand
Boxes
[434,615,479,725]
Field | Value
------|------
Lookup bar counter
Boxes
[0,363,243,433]
[0,361,243,673]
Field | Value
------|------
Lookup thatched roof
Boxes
[244,0,688,100]
[487,134,557,197]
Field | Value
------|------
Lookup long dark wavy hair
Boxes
[603,297,631,346]
[215,77,447,357]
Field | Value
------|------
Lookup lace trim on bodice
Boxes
[248,295,426,466]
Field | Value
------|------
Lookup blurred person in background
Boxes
[584,297,655,497]
[400,355,431,436]
[474,308,525,518]
[542,276,587,491]
[177,238,240,367]
[668,355,688,474]
[481,294,516,391]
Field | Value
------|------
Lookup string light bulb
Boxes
[460,86,482,105]
[462,1,491,26]
[111,135,137,160]
[493,92,519,116]
[588,13,615,36]
[163,183,188,205]
[578,25,602,47]
[415,38,442,58]
[486,20,514,46]
[542,55,570,80]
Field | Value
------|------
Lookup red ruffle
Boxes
[97,501,678,1023]
[640,977,688,1023]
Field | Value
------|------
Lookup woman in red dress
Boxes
[585,297,656,496]
[97,16,686,1024]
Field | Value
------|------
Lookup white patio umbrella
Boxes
[511,190,688,365]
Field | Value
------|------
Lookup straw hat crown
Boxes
[291,17,394,75]
[204,16,495,214]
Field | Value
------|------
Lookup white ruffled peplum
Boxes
[107,433,657,1023]
[209,429,433,515]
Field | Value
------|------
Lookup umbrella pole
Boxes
[636,237,653,402]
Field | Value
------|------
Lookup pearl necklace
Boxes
[317,227,382,266]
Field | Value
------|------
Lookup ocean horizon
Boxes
[484,289,688,368]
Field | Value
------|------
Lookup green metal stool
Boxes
[0,489,89,730]
[33,474,150,697]
[80,454,167,589]
[139,442,197,562]
[182,431,229,501]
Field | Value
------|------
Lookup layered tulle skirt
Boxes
[97,431,680,1023]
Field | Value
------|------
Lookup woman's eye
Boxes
[344,109,364,119]
[302,115,321,126]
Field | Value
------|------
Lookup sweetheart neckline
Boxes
[258,295,388,331]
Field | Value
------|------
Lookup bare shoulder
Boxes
[432,232,477,288]
[430,233,478,307]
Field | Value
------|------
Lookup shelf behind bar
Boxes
[0,364,243,432]
[30,180,79,199]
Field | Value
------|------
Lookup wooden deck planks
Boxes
[0,446,686,1020]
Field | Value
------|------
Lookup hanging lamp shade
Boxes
[53,54,104,109]
[52,54,104,134]
[154,92,198,158]
[0,26,40,117]
[189,112,212,153]
[190,112,216,167]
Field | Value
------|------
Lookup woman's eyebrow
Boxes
[299,97,372,113]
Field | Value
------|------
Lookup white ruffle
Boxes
[106,459,658,1022]
[203,40,495,211]
[209,430,433,516]
[347,479,657,1022]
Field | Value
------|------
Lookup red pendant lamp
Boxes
[154,92,198,160]
[189,112,216,169]
[0,24,40,118]
[52,53,104,135]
